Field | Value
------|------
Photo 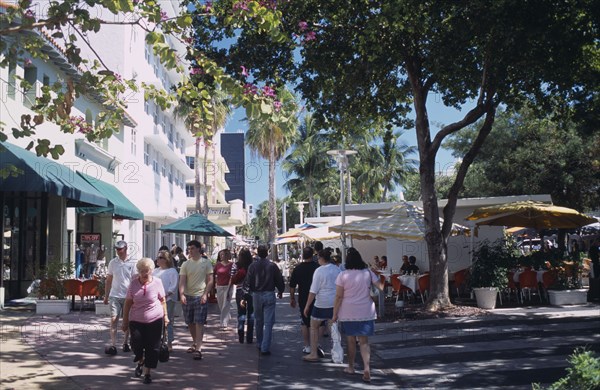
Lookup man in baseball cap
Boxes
[104,240,137,355]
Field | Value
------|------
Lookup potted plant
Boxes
[547,266,587,305]
[469,239,517,309]
[36,258,71,315]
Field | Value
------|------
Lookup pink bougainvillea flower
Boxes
[70,116,93,134]
[233,1,249,11]
[304,31,316,42]
[241,66,249,77]
[262,85,276,98]
[273,100,282,112]
[190,67,203,75]
[160,11,168,21]
[204,1,213,12]
[243,83,258,95]
[298,21,308,32]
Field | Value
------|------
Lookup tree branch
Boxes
[441,100,497,237]
[67,22,111,72]
[430,102,489,155]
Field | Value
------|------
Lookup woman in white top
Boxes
[303,250,341,362]
[153,250,179,351]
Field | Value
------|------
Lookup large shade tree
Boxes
[444,107,600,212]
[200,1,599,309]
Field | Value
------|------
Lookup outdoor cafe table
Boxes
[512,269,547,283]
[376,272,422,318]
[378,271,420,292]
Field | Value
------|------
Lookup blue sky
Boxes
[224,95,475,208]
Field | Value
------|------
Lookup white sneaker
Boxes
[302,346,311,354]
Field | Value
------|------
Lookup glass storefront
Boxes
[1,192,47,300]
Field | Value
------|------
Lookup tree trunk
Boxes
[412,85,451,310]
[268,142,278,260]
[202,142,210,216]
[308,184,316,218]
[346,169,352,204]
[268,142,278,243]
[195,137,201,213]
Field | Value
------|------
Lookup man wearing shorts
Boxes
[289,247,319,354]
[179,240,213,360]
[104,240,137,355]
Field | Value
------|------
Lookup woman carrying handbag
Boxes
[122,258,169,385]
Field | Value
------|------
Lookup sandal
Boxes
[134,362,143,378]
[104,346,117,356]
[343,368,355,375]
[362,372,371,383]
[193,350,202,360]
[302,356,320,362]
[186,344,197,353]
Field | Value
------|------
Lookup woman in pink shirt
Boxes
[214,249,233,329]
[122,258,168,385]
[332,248,383,383]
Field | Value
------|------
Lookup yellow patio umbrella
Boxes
[465,201,596,230]
[330,202,470,241]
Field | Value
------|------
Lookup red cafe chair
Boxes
[541,270,558,302]
[391,274,412,303]
[417,274,430,304]
[63,279,83,311]
[80,279,100,311]
[453,269,468,297]
[519,270,541,303]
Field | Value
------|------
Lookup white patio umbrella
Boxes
[330,202,470,241]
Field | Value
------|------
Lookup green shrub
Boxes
[532,348,600,390]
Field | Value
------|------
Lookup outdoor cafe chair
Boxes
[453,269,468,297]
[391,274,411,303]
[80,279,100,311]
[541,270,558,302]
[506,271,520,303]
[519,269,542,303]
[63,279,83,311]
[417,274,430,304]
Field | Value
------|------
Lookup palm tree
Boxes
[245,87,299,244]
[282,114,334,218]
[175,88,232,215]
[379,129,418,202]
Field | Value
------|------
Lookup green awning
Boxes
[0,142,108,207]
[76,172,144,220]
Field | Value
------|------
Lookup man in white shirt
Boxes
[103,240,137,355]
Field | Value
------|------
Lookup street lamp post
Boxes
[282,202,288,261]
[327,149,357,263]
[295,201,309,225]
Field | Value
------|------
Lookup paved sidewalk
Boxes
[1,298,599,389]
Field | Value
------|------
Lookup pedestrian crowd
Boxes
[102,239,381,385]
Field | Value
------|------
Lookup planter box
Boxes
[95,301,111,316]
[36,299,71,315]
[474,287,499,309]
[548,289,587,306]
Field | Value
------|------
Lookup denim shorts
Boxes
[311,306,333,321]
[339,320,375,336]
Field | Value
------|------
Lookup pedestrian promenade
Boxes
[1,297,599,389]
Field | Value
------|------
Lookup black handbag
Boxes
[158,325,169,363]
